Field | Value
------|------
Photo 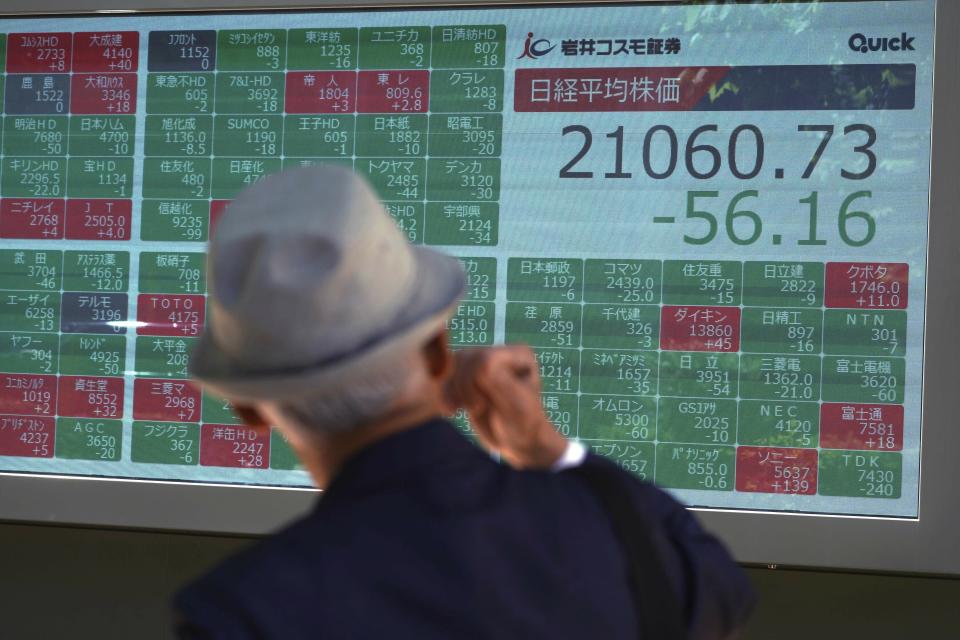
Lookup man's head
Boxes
[189,165,465,476]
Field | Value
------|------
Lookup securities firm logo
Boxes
[518,32,681,60]
[849,32,915,53]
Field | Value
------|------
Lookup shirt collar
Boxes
[318,417,485,504]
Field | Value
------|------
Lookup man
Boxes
[175,165,755,639]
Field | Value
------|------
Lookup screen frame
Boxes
[0,0,956,576]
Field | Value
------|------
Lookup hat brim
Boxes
[189,246,466,403]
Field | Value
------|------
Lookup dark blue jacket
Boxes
[175,419,754,639]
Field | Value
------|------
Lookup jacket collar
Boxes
[318,418,486,504]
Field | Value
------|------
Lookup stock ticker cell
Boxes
[820,403,904,451]
[209,200,231,233]
[136,294,205,337]
[7,33,71,73]
[131,421,200,465]
[133,378,201,423]
[285,71,357,114]
[0,199,64,240]
[0,373,57,416]
[60,293,128,335]
[825,262,908,310]
[200,424,270,469]
[65,200,132,241]
[0,415,54,457]
[660,305,741,352]
[57,375,124,419]
[56,418,122,461]
[735,446,819,495]
[72,32,139,73]
[357,70,429,113]
[70,74,137,115]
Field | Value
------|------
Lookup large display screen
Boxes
[0,1,934,518]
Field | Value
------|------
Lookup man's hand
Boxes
[444,345,568,470]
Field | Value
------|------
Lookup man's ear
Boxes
[233,405,271,435]
[422,330,453,380]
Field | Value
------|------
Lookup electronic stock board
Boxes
[0,1,937,525]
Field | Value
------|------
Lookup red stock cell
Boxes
[735,446,818,495]
[824,262,908,310]
[200,424,270,469]
[357,70,429,113]
[0,374,57,416]
[70,73,137,114]
[7,33,71,73]
[660,305,741,352]
[286,71,357,113]
[0,415,55,457]
[57,375,124,419]
[133,378,201,423]
[65,199,132,240]
[0,199,65,240]
[209,200,231,234]
[72,32,139,72]
[820,402,904,451]
[137,294,205,337]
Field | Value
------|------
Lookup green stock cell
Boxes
[0,250,62,291]
[355,158,425,202]
[58,334,125,377]
[506,258,584,303]
[655,443,735,491]
[270,428,303,470]
[534,348,580,394]
[281,157,354,172]
[3,116,67,157]
[140,200,209,242]
[658,352,738,399]
[739,354,821,402]
[135,336,197,378]
[217,30,286,71]
[215,72,285,114]
[430,70,504,113]
[591,441,655,481]
[213,115,283,157]
[68,116,135,157]
[138,252,206,295]
[447,301,495,347]
[743,261,824,308]
[541,393,578,439]
[55,418,122,461]
[580,349,658,396]
[424,202,498,246]
[132,421,200,465]
[0,35,6,70]
[283,115,354,157]
[0,332,58,374]
[459,257,496,301]
[355,114,427,157]
[426,158,500,202]
[0,291,59,333]
[431,25,506,68]
[823,310,907,357]
[144,115,212,157]
[202,392,241,424]
[740,307,823,355]
[662,260,742,306]
[738,400,819,448]
[505,302,581,349]
[66,157,134,198]
[62,251,130,293]
[582,303,659,351]
[822,356,905,404]
[428,114,502,158]
[146,73,214,114]
[287,29,358,70]
[211,157,281,199]
[584,259,661,304]
[358,27,430,69]
[142,158,211,199]
[818,450,902,498]
[656,398,737,446]
[385,202,423,244]
[1,157,65,198]
[579,395,656,442]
